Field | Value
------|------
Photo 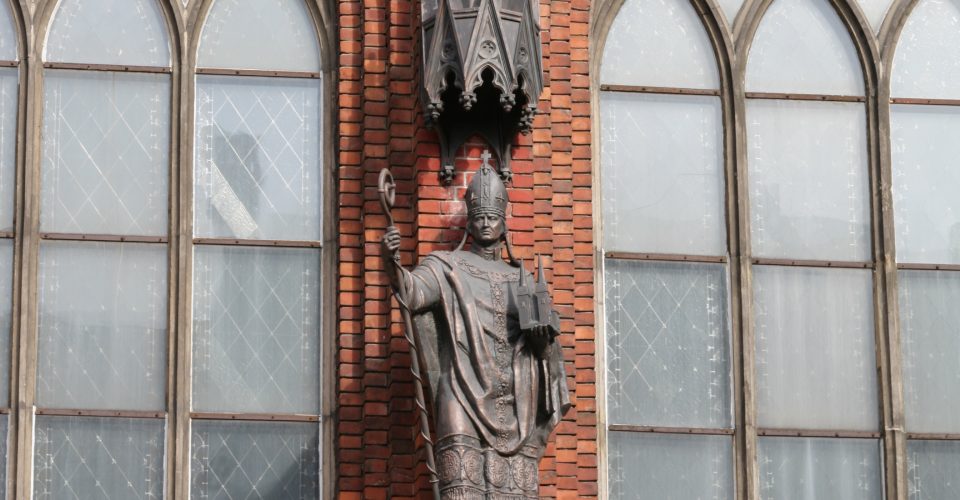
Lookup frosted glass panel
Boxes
[608,432,733,500]
[754,266,878,430]
[600,92,725,255]
[899,270,960,433]
[746,0,864,95]
[892,105,960,264]
[747,99,870,261]
[42,70,170,236]
[191,420,319,499]
[195,76,321,241]
[45,0,170,66]
[34,416,165,500]
[0,241,13,407]
[605,259,731,428]
[0,68,17,232]
[857,0,892,33]
[717,0,745,24]
[600,0,719,88]
[193,246,320,414]
[908,440,960,500]
[759,437,883,500]
[198,0,320,72]
[37,242,167,411]
[891,0,960,99]
[0,1,16,61]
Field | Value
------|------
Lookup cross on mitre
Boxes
[480,149,493,168]
[480,149,493,199]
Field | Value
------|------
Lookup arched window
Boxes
[0,0,15,496]
[0,0,334,497]
[190,0,323,497]
[599,0,734,497]
[597,0,903,494]
[746,0,882,496]
[33,0,171,497]
[891,0,960,496]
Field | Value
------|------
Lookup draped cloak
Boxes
[401,250,571,457]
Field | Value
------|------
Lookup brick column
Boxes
[335,0,597,495]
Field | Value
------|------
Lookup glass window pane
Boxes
[908,439,960,500]
[600,92,725,255]
[0,240,12,407]
[758,437,883,500]
[608,431,733,500]
[0,2,16,62]
[891,0,960,99]
[605,259,731,428]
[856,0,892,33]
[37,241,167,411]
[599,0,719,89]
[899,270,960,433]
[747,99,870,261]
[41,70,170,236]
[0,68,17,232]
[746,0,864,95]
[195,75,321,241]
[193,246,320,414]
[754,266,878,430]
[191,420,319,499]
[198,0,320,72]
[34,416,165,499]
[891,105,960,264]
[45,0,170,67]
[717,0,744,25]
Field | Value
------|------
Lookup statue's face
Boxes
[468,212,505,246]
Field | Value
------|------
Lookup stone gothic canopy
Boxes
[421,0,545,182]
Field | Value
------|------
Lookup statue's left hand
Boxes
[530,324,554,342]
[524,324,556,356]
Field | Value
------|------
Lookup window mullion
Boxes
[875,64,909,500]
[13,41,42,500]
[730,65,756,500]
[171,50,194,500]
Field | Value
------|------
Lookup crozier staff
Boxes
[382,156,570,500]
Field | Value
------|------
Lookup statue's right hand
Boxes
[383,225,401,255]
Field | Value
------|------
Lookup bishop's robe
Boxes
[399,250,571,500]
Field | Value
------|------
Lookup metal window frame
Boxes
[589,0,940,498]
[3,0,340,499]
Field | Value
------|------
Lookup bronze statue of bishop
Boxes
[382,156,570,499]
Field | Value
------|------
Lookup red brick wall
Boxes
[335,0,596,495]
